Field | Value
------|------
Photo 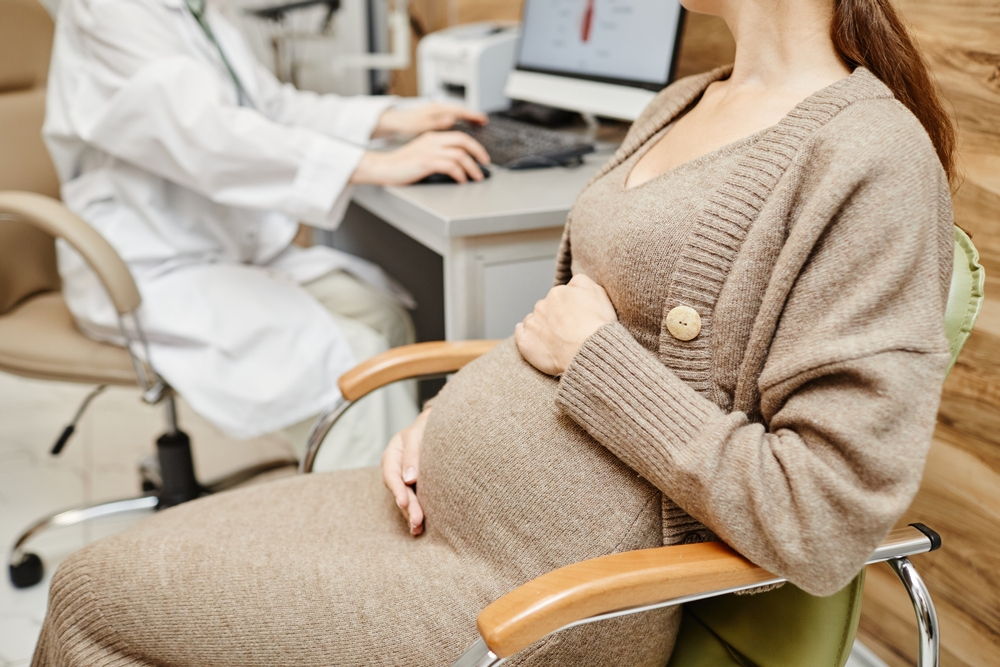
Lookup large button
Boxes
[666,306,701,341]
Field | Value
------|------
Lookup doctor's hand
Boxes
[515,274,618,377]
[382,407,432,536]
[351,132,491,185]
[373,103,488,137]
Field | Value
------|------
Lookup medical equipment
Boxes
[244,0,410,89]
[417,22,521,114]
[186,0,255,106]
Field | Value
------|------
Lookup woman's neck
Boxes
[719,0,852,94]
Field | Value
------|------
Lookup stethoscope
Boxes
[183,0,255,108]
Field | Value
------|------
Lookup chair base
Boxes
[7,428,297,589]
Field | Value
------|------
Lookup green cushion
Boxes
[668,609,749,667]
[945,227,985,372]
[667,573,864,667]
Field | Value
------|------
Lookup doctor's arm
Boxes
[251,60,487,142]
[81,64,491,224]
[65,1,488,227]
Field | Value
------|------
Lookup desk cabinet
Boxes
[324,203,562,342]
[329,155,606,342]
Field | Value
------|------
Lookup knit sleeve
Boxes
[554,122,953,596]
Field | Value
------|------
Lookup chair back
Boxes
[667,228,985,667]
[0,0,60,316]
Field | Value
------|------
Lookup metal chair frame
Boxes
[4,195,297,588]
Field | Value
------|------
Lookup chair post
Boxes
[156,394,200,508]
[887,557,939,667]
[299,396,350,474]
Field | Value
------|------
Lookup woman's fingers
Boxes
[401,425,421,485]
[406,487,424,535]
[381,434,410,510]
[567,273,598,290]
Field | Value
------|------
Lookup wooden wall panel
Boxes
[859,2,1000,666]
[456,0,522,24]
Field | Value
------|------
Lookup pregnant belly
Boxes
[418,338,660,574]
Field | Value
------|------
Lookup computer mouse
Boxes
[417,164,491,185]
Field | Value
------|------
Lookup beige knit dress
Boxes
[34,67,954,667]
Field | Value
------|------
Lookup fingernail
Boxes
[403,467,417,483]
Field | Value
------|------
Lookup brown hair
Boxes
[832,0,956,183]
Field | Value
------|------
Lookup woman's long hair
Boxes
[832,0,956,183]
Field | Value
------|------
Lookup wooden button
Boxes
[666,306,701,341]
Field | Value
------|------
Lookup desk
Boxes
[331,148,614,341]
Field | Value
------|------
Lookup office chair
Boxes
[300,227,984,667]
[1,0,296,589]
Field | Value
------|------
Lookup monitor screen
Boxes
[516,0,685,91]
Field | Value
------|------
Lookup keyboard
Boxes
[453,113,595,170]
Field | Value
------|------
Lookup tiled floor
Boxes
[0,371,295,666]
[0,370,887,667]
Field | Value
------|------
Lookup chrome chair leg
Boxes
[452,638,504,667]
[8,495,159,588]
[299,396,351,474]
[888,556,939,667]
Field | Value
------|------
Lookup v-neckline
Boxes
[616,66,862,192]
[622,122,768,192]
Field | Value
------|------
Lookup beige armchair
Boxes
[1,0,295,589]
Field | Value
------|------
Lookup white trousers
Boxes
[284,270,419,472]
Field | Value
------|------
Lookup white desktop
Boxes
[506,0,685,121]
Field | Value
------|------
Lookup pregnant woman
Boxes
[34,0,956,665]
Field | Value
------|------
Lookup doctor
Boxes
[44,0,491,468]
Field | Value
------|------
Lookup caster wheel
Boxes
[9,553,44,588]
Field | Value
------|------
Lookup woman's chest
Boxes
[568,131,754,353]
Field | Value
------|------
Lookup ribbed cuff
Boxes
[290,137,365,225]
[556,322,720,476]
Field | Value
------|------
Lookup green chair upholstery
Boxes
[945,228,985,372]
[667,227,985,667]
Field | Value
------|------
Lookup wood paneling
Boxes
[858,2,1000,666]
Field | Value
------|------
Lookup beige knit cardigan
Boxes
[554,66,954,596]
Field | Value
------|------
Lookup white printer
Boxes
[417,22,521,114]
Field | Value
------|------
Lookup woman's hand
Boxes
[373,103,488,137]
[351,132,491,186]
[382,407,432,536]
[515,274,618,376]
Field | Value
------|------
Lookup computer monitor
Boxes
[505,0,686,121]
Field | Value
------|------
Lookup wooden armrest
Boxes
[477,525,936,658]
[338,340,500,401]
[0,191,140,314]
[478,541,774,658]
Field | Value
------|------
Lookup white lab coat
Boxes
[44,0,406,439]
